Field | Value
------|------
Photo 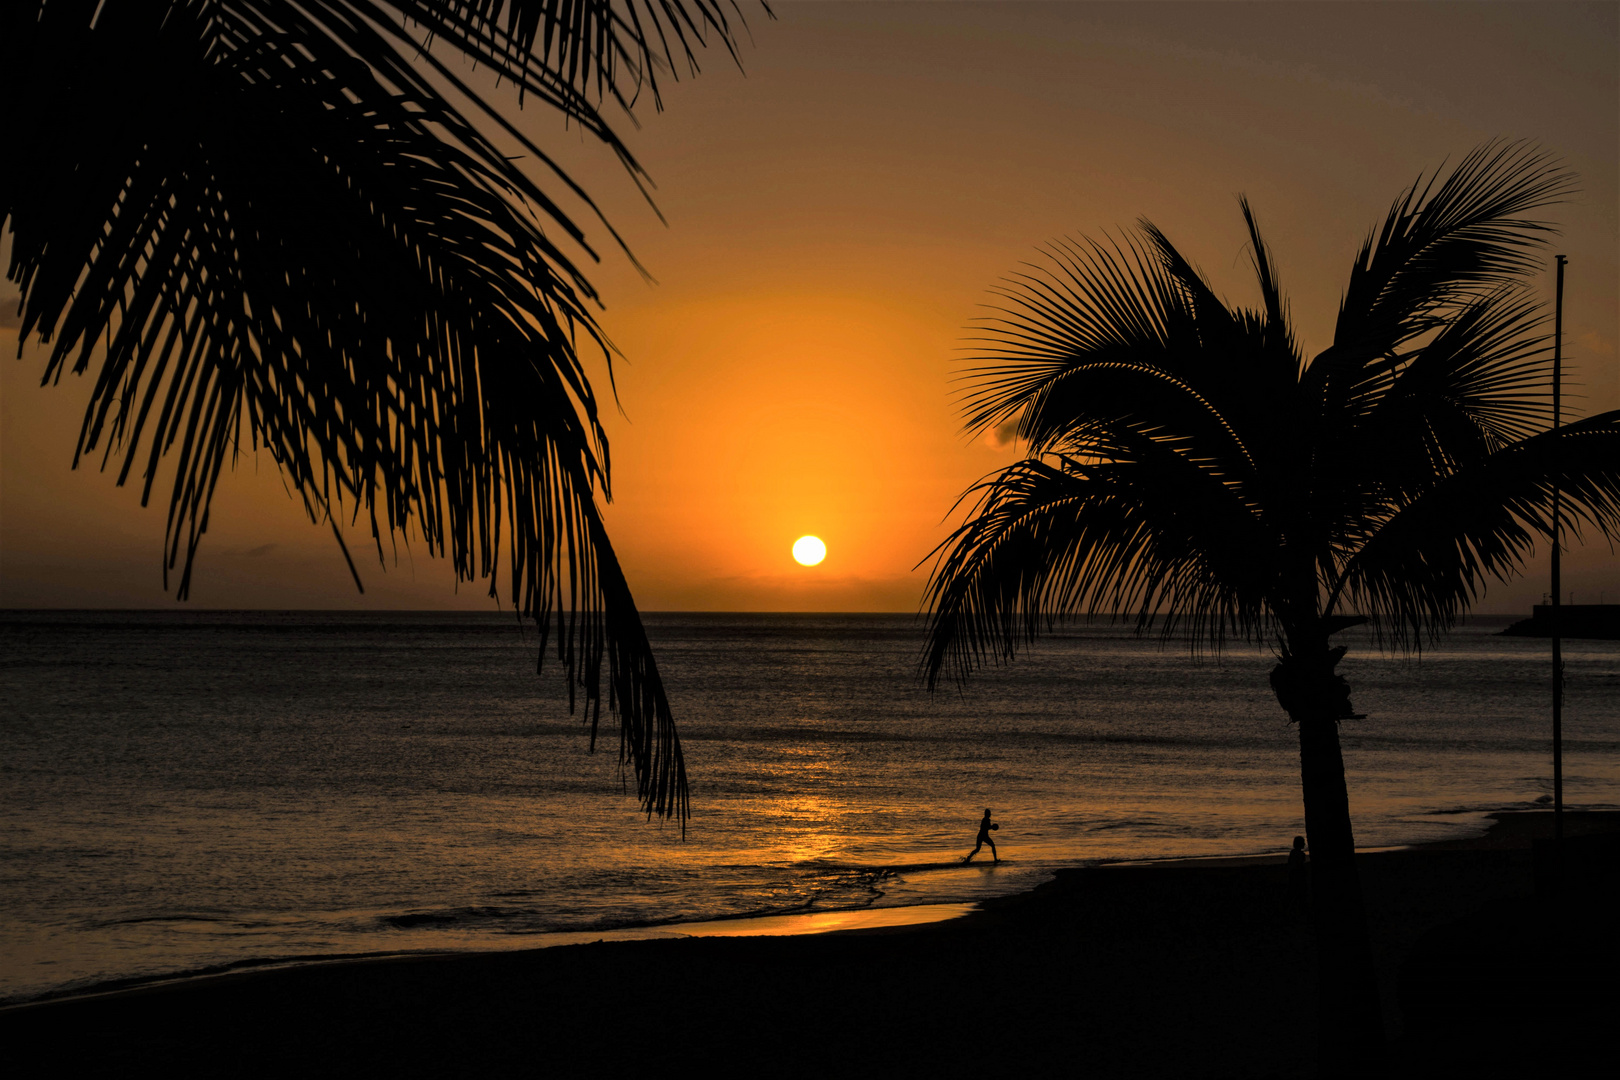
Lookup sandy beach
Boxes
[3,810,1614,1078]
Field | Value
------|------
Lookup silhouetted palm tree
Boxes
[2,1,762,822]
[921,143,1620,1073]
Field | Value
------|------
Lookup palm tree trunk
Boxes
[1271,645,1386,1077]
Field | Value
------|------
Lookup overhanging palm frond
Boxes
[333,0,766,238]
[1330,412,1620,646]
[922,435,1274,688]
[387,0,757,111]
[0,0,759,821]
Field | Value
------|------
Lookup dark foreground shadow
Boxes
[4,813,1615,1079]
[0,865,1322,1079]
[1394,830,1619,1079]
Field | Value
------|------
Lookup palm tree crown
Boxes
[926,143,1616,678]
[922,142,1620,1072]
[3,1,763,822]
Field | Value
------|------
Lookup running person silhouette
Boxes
[963,808,1000,863]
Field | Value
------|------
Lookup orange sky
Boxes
[2,2,1616,612]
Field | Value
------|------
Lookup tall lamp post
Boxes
[1551,254,1566,850]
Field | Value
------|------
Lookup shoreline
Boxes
[0,805,1563,1012]
[4,810,1615,1077]
[0,902,988,1013]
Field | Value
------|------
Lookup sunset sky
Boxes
[2,1,1616,612]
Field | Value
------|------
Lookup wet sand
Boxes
[3,811,1614,1078]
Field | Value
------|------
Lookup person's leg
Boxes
[963,839,982,862]
[987,836,998,862]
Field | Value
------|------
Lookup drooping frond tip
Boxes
[389,1,769,117]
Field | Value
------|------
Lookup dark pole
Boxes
[1551,255,1565,847]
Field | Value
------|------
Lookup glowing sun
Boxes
[792,535,827,566]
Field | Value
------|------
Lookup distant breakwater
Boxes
[1499,604,1620,640]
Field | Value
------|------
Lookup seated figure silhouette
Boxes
[963,808,1000,863]
[1287,834,1309,915]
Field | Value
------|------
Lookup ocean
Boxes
[2,610,1615,1005]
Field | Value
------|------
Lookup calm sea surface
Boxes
[2,610,1616,1003]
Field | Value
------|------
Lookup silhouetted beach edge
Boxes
[3,811,1613,1078]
